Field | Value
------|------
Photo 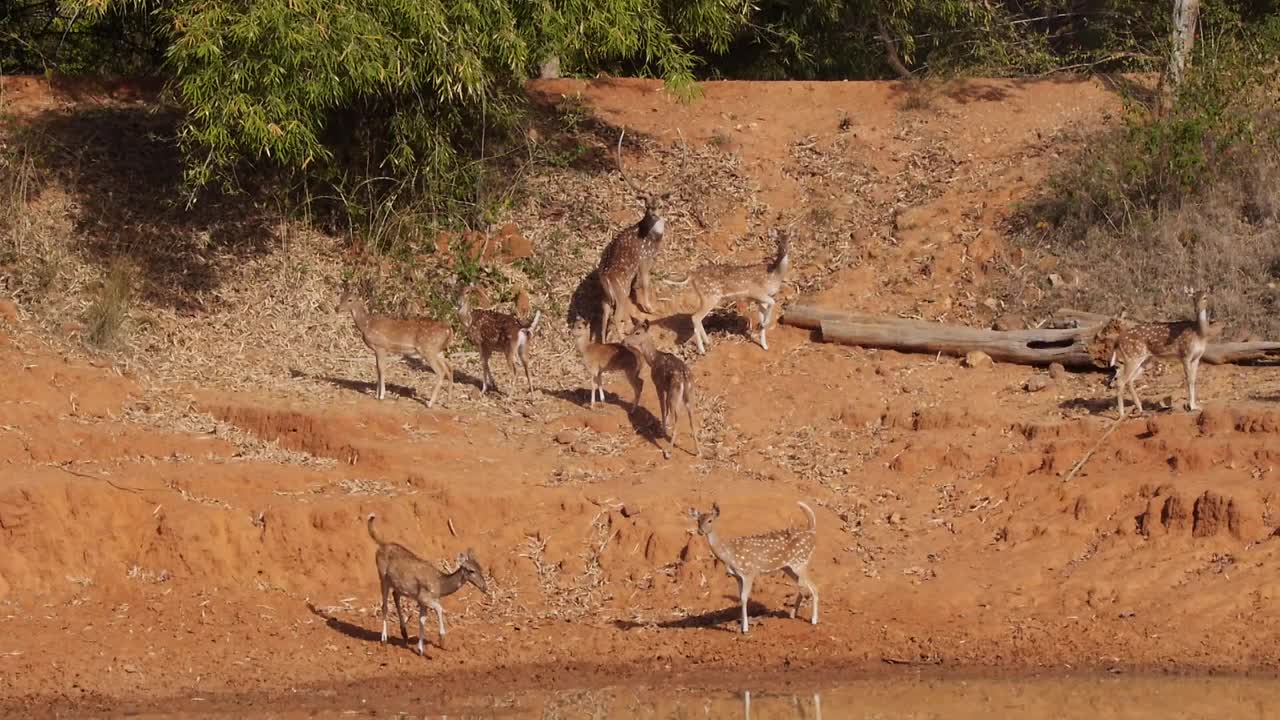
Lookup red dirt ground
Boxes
[4,75,1280,714]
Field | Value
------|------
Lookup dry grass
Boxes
[84,259,134,349]
[1007,136,1280,340]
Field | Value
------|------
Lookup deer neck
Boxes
[439,567,467,597]
[630,341,659,366]
[1196,305,1209,336]
[638,210,665,242]
[702,528,736,568]
[347,302,369,329]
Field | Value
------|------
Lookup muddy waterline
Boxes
[72,673,1280,718]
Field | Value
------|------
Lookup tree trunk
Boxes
[1161,0,1201,112]
[876,17,913,80]
[781,304,1280,367]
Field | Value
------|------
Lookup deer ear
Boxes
[711,502,721,517]
[686,507,698,519]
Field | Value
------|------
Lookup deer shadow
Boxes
[290,363,486,407]
[1059,396,1123,415]
[19,106,276,313]
[612,599,792,634]
[306,602,437,653]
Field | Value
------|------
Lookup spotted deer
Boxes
[621,320,699,457]
[366,514,488,657]
[1086,292,1210,417]
[457,284,541,395]
[337,290,454,407]
[688,501,819,634]
[571,318,643,411]
[596,129,687,342]
[670,228,791,354]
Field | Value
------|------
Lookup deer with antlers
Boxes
[596,130,687,343]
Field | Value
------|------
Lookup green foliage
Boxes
[64,0,750,222]
[1034,13,1280,238]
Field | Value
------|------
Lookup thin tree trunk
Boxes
[1161,0,1201,112]
[876,17,913,80]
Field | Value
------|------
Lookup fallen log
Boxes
[781,304,1280,367]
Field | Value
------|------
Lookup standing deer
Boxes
[1085,292,1210,417]
[366,514,488,657]
[669,228,791,354]
[337,290,454,408]
[596,129,687,342]
[621,320,699,457]
[457,284,541,396]
[688,501,819,634]
[571,318,643,411]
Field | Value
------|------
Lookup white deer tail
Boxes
[796,501,816,531]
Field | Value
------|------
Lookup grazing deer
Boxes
[596,129,687,342]
[1086,292,1211,417]
[366,514,488,657]
[688,501,819,634]
[457,284,541,395]
[622,320,700,457]
[571,318,643,411]
[670,228,791,354]
[337,290,454,408]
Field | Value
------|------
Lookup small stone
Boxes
[1024,375,1051,393]
[553,429,577,445]
[122,663,140,674]
[1048,362,1068,381]
[1047,273,1065,288]
[888,512,904,526]
[963,351,993,369]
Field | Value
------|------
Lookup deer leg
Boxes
[691,305,712,355]
[1185,352,1203,411]
[629,369,643,413]
[379,580,392,643]
[479,350,493,394]
[1127,358,1148,414]
[600,297,614,344]
[416,604,427,656]
[430,599,446,644]
[393,591,409,641]
[518,339,533,394]
[374,351,387,400]
[737,574,754,634]
[634,263,657,314]
[794,567,818,625]
[757,296,776,350]
[684,384,700,457]
[1114,360,1127,418]
[425,351,448,408]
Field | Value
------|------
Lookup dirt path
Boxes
[4,76,1280,710]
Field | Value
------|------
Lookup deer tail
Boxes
[796,501,816,531]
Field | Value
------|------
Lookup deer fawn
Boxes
[671,228,791,354]
[337,290,454,408]
[457,284,542,395]
[571,318,643,411]
[688,501,819,634]
[596,129,687,342]
[622,320,700,457]
[366,514,488,657]
[1086,292,1210,417]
